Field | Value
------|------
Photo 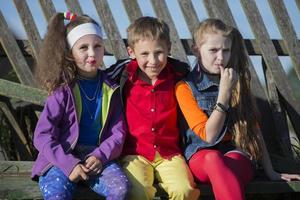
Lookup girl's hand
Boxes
[218,66,238,106]
[279,173,300,181]
[267,170,300,181]
[84,156,102,175]
[69,164,89,182]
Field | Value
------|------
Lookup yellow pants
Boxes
[121,152,200,200]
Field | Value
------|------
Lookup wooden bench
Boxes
[0,1,300,199]
[1,161,300,199]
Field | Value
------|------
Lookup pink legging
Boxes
[189,149,254,200]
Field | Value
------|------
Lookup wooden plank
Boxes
[0,79,46,106]
[177,0,199,34]
[65,0,83,15]
[0,161,100,199]
[122,0,143,22]
[0,145,8,160]
[180,39,293,56]
[0,40,31,57]
[13,0,42,59]
[0,39,115,57]
[1,174,299,199]
[0,176,101,199]
[1,161,300,199]
[0,102,32,158]
[93,0,128,60]
[240,0,300,140]
[0,161,33,174]
[38,0,56,22]
[246,181,300,194]
[262,60,292,154]
[280,92,300,144]
[268,0,300,79]
[1,175,299,199]
[202,0,235,26]
[296,0,300,11]
[198,180,300,195]
[0,11,36,87]
[244,39,292,56]
[0,176,42,199]
[1,39,297,58]
[151,0,188,62]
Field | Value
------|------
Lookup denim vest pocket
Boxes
[196,92,218,116]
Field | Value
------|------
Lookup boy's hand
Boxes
[69,164,89,182]
[84,156,102,175]
[218,66,238,106]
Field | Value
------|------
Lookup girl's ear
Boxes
[127,46,136,59]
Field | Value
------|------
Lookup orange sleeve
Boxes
[175,81,208,141]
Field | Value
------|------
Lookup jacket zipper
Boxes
[97,86,119,144]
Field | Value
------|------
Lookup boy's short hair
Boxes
[127,16,171,48]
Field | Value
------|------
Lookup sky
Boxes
[0,0,299,85]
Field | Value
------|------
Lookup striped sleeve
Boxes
[175,81,208,141]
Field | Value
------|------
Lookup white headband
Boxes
[67,23,103,48]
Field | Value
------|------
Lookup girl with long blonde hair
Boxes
[175,18,300,200]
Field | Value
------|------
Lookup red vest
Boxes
[122,60,182,161]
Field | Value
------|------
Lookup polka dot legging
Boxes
[39,162,130,200]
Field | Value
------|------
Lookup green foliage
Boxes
[0,111,17,160]
[291,137,300,160]
[6,71,19,83]
[1,68,19,83]
[286,67,300,161]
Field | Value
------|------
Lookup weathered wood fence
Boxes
[0,0,300,198]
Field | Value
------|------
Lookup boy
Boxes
[108,16,200,200]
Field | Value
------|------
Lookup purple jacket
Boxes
[31,76,127,180]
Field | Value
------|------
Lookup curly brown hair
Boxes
[193,18,262,161]
[34,13,99,94]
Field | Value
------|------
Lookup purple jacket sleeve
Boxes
[87,89,127,165]
[33,91,81,177]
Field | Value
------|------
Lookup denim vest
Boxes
[181,65,228,160]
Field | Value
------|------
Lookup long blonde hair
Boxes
[35,13,99,94]
[193,19,262,161]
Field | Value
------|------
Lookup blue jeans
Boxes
[39,162,130,200]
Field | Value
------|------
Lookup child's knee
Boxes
[167,183,200,200]
[113,178,131,199]
[128,185,156,200]
[39,167,76,200]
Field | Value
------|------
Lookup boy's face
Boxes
[127,38,170,83]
